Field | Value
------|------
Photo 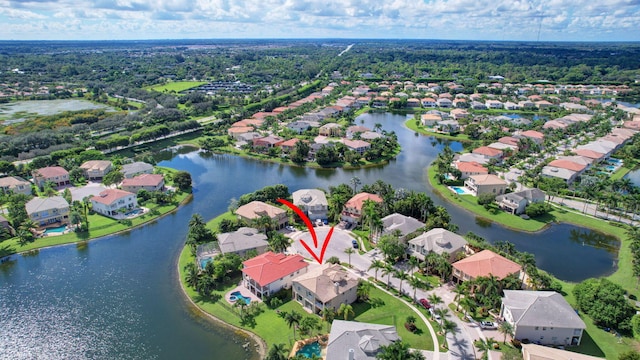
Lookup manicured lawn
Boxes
[147,81,207,93]
[610,165,632,181]
[405,119,473,143]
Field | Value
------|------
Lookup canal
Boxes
[0,112,619,359]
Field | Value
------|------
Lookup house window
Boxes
[534,326,539,331]
[542,327,546,331]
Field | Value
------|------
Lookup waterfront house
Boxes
[500,290,586,346]
[217,227,269,257]
[279,138,301,153]
[450,109,469,119]
[236,201,288,230]
[472,146,503,161]
[120,174,165,193]
[26,196,70,227]
[292,263,358,314]
[378,213,425,242]
[326,320,400,360]
[228,126,255,139]
[408,228,468,262]
[0,176,32,196]
[343,139,371,155]
[242,251,309,299]
[437,98,452,108]
[346,125,370,139]
[541,166,579,184]
[452,249,522,283]
[572,149,606,163]
[79,160,112,181]
[91,189,137,218]
[521,344,604,360]
[32,166,70,189]
[318,123,342,137]
[341,192,383,224]
[121,162,154,178]
[421,113,442,126]
[292,189,329,222]
[436,119,460,134]
[253,135,284,149]
[464,174,508,196]
[421,97,437,107]
[454,161,489,179]
[456,153,490,165]
[496,188,546,215]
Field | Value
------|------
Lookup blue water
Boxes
[605,165,616,171]
[44,225,67,234]
[296,341,321,358]
[199,257,213,270]
[452,186,465,194]
[608,158,622,165]
[125,209,143,216]
[230,291,251,305]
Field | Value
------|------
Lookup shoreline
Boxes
[0,194,193,261]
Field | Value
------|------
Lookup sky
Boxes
[1,0,639,42]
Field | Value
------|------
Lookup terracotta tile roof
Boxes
[236,201,285,220]
[473,146,503,157]
[520,130,544,139]
[242,251,308,287]
[498,136,520,147]
[34,166,68,178]
[79,160,112,171]
[121,174,164,187]
[279,138,300,147]
[548,159,587,172]
[456,161,488,174]
[572,149,605,160]
[343,139,370,149]
[293,263,358,303]
[468,174,507,186]
[91,189,135,205]
[453,249,522,280]
[345,192,382,211]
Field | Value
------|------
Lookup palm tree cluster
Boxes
[627,227,640,288]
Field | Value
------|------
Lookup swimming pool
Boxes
[451,186,466,194]
[44,225,67,234]
[296,341,321,358]
[608,158,622,165]
[229,291,251,305]
[125,209,143,216]
[199,257,213,270]
[605,165,616,171]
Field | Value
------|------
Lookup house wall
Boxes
[35,174,70,188]
[513,323,583,346]
[121,181,165,193]
[91,196,138,217]
[29,207,70,226]
[0,182,32,196]
[293,282,357,314]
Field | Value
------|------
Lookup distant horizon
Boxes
[1,0,639,42]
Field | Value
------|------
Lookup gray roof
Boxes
[502,290,586,329]
[381,213,424,238]
[25,196,69,215]
[292,189,328,207]
[217,227,268,254]
[326,320,400,360]
[409,228,467,255]
[121,162,154,177]
[541,166,576,181]
[497,188,545,203]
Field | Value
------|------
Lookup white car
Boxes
[480,321,497,330]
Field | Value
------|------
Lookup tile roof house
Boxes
[521,343,604,360]
[228,126,256,139]
[292,263,358,314]
[547,159,587,173]
[456,153,490,165]
[541,166,578,184]
[452,249,522,283]
[341,193,383,224]
[91,189,137,218]
[464,174,508,196]
[519,130,544,144]
[292,189,329,221]
[454,162,489,179]
[0,176,32,196]
[343,139,371,155]
[496,188,546,215]
[472,146,503,161]
[32,166,70,189]
[326,320,400,360]
[217,227,269,257]
[278,138,301,153]
[408,228,468,262]
[242,252,309,299]
[421,113,442,126]
[253,135,284,149]
[572,149,606,163]
[378,213,425,242]
[346,125,370,139]
[500,290,586,346]
[79,160,112,180]
[319,123,342,137]
[120,174,165,193]
[121,162,154,178]
[236,201,288,230]
[26,196,70,227]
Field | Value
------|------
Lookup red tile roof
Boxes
[572,149,605,160]
[242,252,308,287]
[345,193,383,211]
[279,138,300,147]
[91,189,135,205]
[121,174,164,187]
[34,166,68,178]
[473,146,503,157]
[453,250,522,280]
[548,159,587,172]
[456,161,488,174]
[520,130,544,140]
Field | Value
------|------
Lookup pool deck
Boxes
[225,285,262,305]
[289,335,328,359]
[447,186,473,195]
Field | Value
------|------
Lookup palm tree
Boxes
[452,283,468,312]
[408,256,420,276]
[394,269,409,295]
[282,310,302,339]
[344,247,355,267]
[498,321,514,344]
[350,176,361,194]
[337,303,354,320]
[428,293,443,309]
[475,337,497,360]
[265,343,288,360]
[184,262,200,289]
[369,259,386,282]
[408,276,426,301]
[376,340,425,360]
[459,296,476,317]
[321,307,336,332]
[268,232,290,253]
[382,263,395,288]
[253,214,275,232]
[440,319,457,348]
[357,280,372,302]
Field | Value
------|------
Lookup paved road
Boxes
[547,195,638,227]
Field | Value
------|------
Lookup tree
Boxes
[440,319,457,348]
[350,176,362,194]
[265,343,288,360]
[344,247,355,267]
[338,303,355,320]
[408,256,421,276]
[376,340,425,360]
[281,310,302,339]
[619,351,640,360]
[321,307,336,332]
[70,210,84,230]
[394,269,409,295]
[428,293,443,309]
[103,170,124,186]
[382,262,395,288]
[268,232,290,253]
[408,275,426,301]
[173,171,192,191]
[369,259,386,282]
[378,234,406,263]
[357,280,372,302]
[475,337,497,360]
[573,278,635,332]
[498,321,514,344]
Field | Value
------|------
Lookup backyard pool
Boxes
[199,257,213,270]
[125,209,144,216]
[296,341,321,358]
[229,291,251,305]
[44,225,67,235]
[605,165,616,172]
[450,186,467,194]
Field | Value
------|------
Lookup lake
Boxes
[0,112,619,359]
[0,99,117,124]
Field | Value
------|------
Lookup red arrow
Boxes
[278,198,334,264]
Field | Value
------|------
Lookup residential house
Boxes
[572,149,606,163]
[535,100,554,109]
[346,125,370,139]
[32,166,70,189]
[504,101,520,110]
[279,138,301,153]
[0,176,32,196]
[485,100,503,109]
[436,120,460,134]
[450,109,469,119]
[519,130,544,144]
[471,101,487,110]
[319,123,342,137]
[453,98,468,108]
[242,251,309,299]
[253,135,284,149]
[406,98,421,108]
[576,141,616,158]
[488,142,517,154]
[501,290,586,346]
[287,121,317,134]
[378,213,425,242]
[408,228,468,262]
[91,189,138,217]
[421,97,437,108]
[343,139,371,155]
[421,113,442,126]
[547,159,587,174]
[121,162,154,178]
[237,132,262,143]
[518,100,535,109]
[236,201,288,229]
[120,174,165,193]
[521,344,604,360]
[26,196,70,227]
[496,188,546,215]
[472,146,503,162]
[454,161,489,179]
[292,189,329,221]
[217,227,269,257]
[541,166,579,184]
[228,126,255,139]
[326,320,400,360]
[341,192,383,224]
[437,98,452,108]
[0,214,11,234]
[79,160,112,180]
[360,131,383,141]
[452,249,523,283]
[556,155,594,168]
[498,136,521,149]
[464,174,508,196]
[292,263,358,314]
[456,153,490,165]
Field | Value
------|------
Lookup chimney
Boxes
[348,349,355,360]
[334,282,340,295]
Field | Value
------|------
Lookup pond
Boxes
[625,168,640,188]
[0,99,117,124]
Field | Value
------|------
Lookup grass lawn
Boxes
[610,165,632,181]
[405,119,473,143]
[147,81,207,93]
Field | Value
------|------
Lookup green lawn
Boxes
[147,81,207,93]
[405,119,473,143]
[610,165,632,181]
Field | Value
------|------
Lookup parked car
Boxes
[480,321,497,330]
[351,239,359,249]
[418,298,431,309]
[429,308,441,321]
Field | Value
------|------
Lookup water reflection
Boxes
[569,228,619,254]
